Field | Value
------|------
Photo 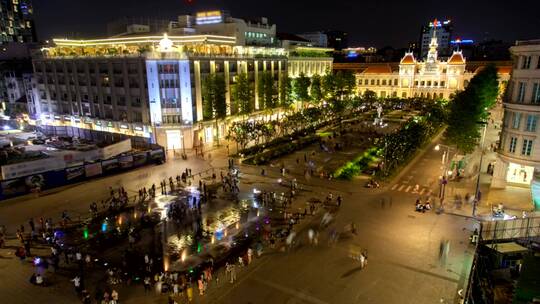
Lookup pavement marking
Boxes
[419,188,425,195]
[391,184,398,190]
[405,185,412,193]
[252,276,330,304]
[397,185,405,191]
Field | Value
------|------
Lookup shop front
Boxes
[506,162,535,185]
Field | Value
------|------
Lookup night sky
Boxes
[33,0,540,47]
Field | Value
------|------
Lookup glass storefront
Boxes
[506,162,534,185]
[166,130,182,150]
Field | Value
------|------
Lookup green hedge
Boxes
[333,147,380,180]
[243,135,319,165]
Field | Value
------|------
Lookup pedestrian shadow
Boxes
[341,266,363,278]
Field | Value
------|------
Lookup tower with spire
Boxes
[426,19,439,64]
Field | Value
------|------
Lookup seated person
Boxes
[424,202,431,211]
[35,273,44,286]
[415,202,423,211]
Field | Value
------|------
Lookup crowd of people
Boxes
[3,147,366,304]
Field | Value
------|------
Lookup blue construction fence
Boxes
[0,146,165,200]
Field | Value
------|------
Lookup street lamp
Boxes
[434,143,454,202]
[472,121,488,217]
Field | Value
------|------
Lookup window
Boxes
[521,56,531,69]
[394,79,398,86]
[440,81,445,87]
[512,113,522,129]
[382,79,387,86]
[522,139,533,156]
[517,82,526,102]
[132,111,143,123]
[532,83,540,104]
[370,79,375,85]
[526,115,537,132]
[509,137,518,153]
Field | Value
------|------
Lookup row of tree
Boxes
[445,64,499,153]
[293,71,356,105]
[202,70,357,121]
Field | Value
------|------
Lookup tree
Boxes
[293,72,311,107]
[213,74,227,119]
[279,75,293,108]
[233,72,253,115]
[341,71,357,97]
[310,74,323,104]
[202,74,216,120]
[362,90,378,106]
[258,71,277,109]
[446,64,499,153]
[202,74,227,144]
[322,72,337,100]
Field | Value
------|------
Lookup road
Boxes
[0,149,226,233]
[0,136,476,304]
[202,136,476,304]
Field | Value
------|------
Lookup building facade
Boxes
[185,11,277,47]
[0,0,36,43]
[31,33,332,150]
[492,40,540,194]
[298,31,328,48]
[354,28,511,100]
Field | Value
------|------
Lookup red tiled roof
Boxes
[448,52,465,64]
[497,66,512,74]
[400,53,415,64]
[362,65,393,74]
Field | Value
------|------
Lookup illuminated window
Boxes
[517,82,526,102]
[532,83,540,104]
[512,113,522,129]
[526,115,537,132]
[522,139,533,156]
[521,56,531,69]
[509,137,517,153]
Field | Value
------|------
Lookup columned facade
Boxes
[492,40,540,193]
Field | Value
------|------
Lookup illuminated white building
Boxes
[355,26,477,100]
[31,28,332,150]
[492,39,540,199]
[183,11,277,47]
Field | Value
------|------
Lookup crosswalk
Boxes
[390,183,433,195]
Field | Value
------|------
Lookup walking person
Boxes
[72,275,82,296]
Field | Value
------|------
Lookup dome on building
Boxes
[448,51,465,65]
[400,52,416,65]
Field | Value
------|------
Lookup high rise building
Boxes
[298,31,328,48]
[0,0,36,43]
[419,19,452,58]
[180,11,277,47]
[325,30,348,51]
[492,40,540,197]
